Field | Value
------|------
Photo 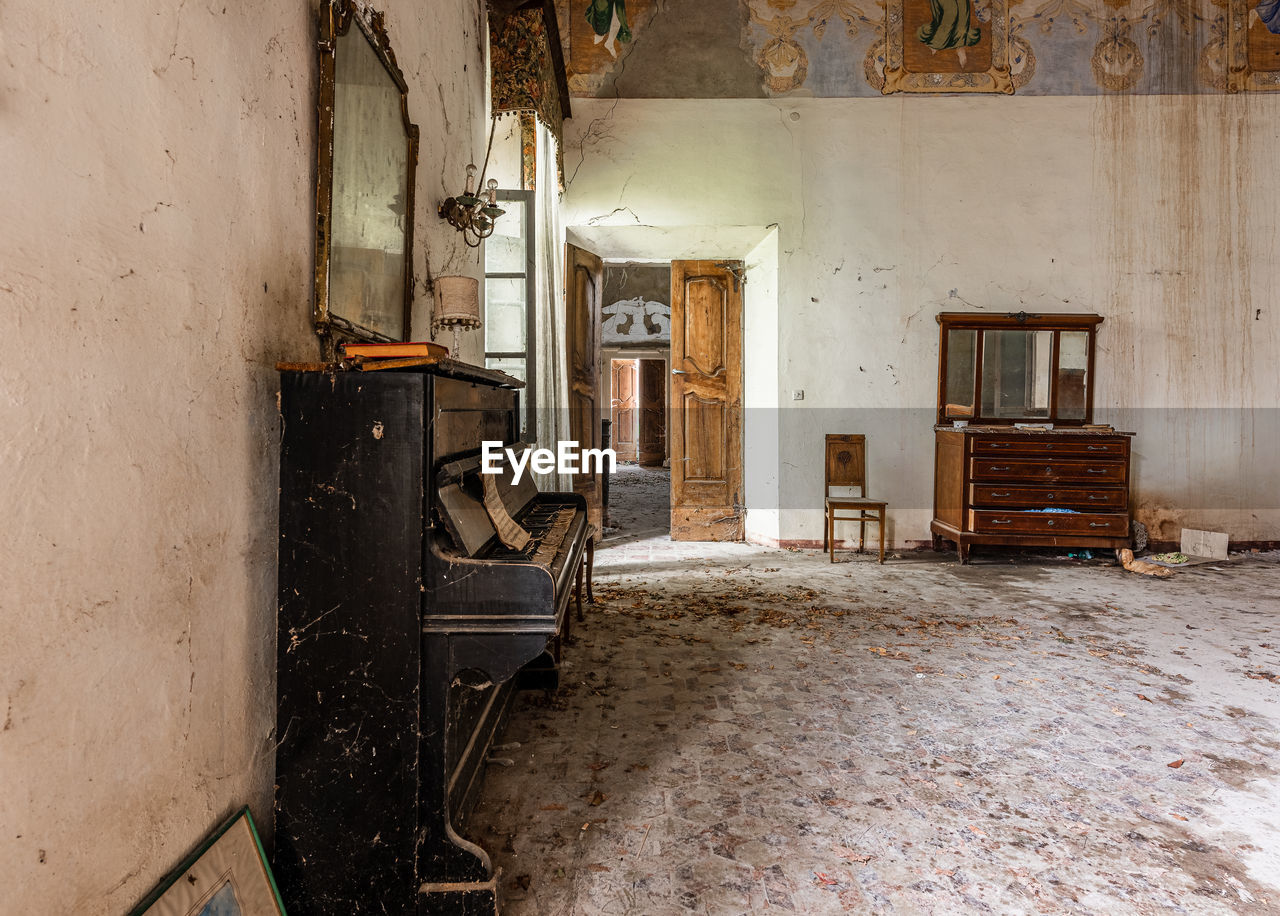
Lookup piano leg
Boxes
[419,634,500,916]
[575,556,585,623]
[586,536,595,604]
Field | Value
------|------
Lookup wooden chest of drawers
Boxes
[931,427,1134,563]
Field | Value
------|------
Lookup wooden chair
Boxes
[823,434,887,563]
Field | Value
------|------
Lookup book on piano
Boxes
[340,340,449,360]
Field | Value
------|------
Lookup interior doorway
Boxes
[567,229,774,545]
[608,355,668,467]
[605,354,671,539]
[587,257,746,542]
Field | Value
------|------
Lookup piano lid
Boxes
[275,357,524,389]
[408,358,525,389]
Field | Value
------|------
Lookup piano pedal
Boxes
[491,742,522,751]
[486,756,515,767]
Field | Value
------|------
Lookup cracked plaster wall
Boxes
[562,96,1280,546]
[0,0,492,912]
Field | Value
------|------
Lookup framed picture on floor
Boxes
[128,807,286,916]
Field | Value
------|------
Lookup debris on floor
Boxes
[1119,547,1174,578]
[471,536,1280,914]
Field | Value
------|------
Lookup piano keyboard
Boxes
[488,505,578,565]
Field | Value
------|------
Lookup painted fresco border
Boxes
[1227,0,1280,90]
[883,0,1014,93]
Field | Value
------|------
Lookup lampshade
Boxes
[434,275,481,328]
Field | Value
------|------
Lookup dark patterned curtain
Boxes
[489,4,568,188]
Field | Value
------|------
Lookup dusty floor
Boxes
[470,473,1280,914]
[603,463,670,540]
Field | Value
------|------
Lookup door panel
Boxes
[681,392,725,481]
[684,276,727,377]
[611,359,638,462]
[637,358,666,467]
[566,244,603,530]
[670,260,743,541]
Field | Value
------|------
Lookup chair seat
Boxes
[825,496,886,509]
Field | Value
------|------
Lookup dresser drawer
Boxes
[970,510,1129,536]
[969,458,1127,484]
[970,485,1127,510]
[972,437,1128,458]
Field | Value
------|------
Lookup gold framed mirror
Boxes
[314,0,419,352]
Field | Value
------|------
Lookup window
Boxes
[484,190,536,439]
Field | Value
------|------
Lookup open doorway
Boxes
[598,261,672,539]
[566,226,775,546]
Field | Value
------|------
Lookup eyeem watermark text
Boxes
[482,441,616,484]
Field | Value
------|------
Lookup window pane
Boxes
[980,329,1052,419]
[485,278,526,352]
[485,357,526,385]
[485,199,526,274]
[1057,330,1089,420]
[943,328,976,419]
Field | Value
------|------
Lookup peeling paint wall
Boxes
[561,96,1280,545]
[0,0,491,912]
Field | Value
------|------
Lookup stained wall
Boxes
[561,95,1280,545]
[0,0,491,911]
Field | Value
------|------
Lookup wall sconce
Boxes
[438,164,505,248]
[432,275,482,354]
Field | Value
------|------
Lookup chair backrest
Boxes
[825,434,867,497]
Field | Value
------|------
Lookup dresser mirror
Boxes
[936,313,1101,426]
[313,0,419,352]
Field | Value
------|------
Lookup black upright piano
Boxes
[274,360,588,914]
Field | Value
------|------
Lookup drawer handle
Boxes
[990,443,1008,448]
[1047,519,1055,527]
[1089,522,1110,528]
[989,466,1011,472]
[1087,445,1106,451]
[991,491,1012,497]
[1046,493,1055,499]
[991,519,1012,525]
[1086,469,1106,474]
[1088,495,1106,501]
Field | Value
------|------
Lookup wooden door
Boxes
[669,261,743,540]
[611,359,639,462]
[638,357,667,467]
[566,244,603,530]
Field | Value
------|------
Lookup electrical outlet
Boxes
[792,389,805,401]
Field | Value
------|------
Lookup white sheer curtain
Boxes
[530,120,570,492]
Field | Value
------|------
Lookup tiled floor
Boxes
[469,475,1280,914]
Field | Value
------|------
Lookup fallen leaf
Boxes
[1171,813,1188,821]
[1137,694,1152,702]
[814,872,838,886]
[935,868,956,877]
[1167,758,1184,769]
[539,804,567,811]
[967,825,987,836]
[588,791,607,806]
[1111,707,1127,717]
[833,845,873,863]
